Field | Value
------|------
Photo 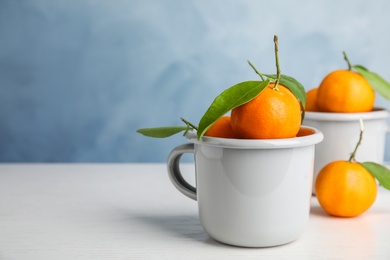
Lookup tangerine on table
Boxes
[305,88,319,112]
[230,83,301,139]
[315,160,377,217]
[316,70,375,113]
[204,116,236,138]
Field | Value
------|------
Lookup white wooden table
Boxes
[1,164,389,259]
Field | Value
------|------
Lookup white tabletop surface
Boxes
[1,163,390,260]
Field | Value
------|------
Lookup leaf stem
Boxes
[349,118,364,162]
[247,60,265,81]
[180,117,198,130]
[343,51,352,71]
[273,35,281,91]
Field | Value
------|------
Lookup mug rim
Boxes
[186,126,324,149]
[305,107,389,121]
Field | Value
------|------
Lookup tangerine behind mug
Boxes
[167,127,323,247]
[303,108,389,194]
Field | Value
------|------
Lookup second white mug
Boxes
[303,108,389,194]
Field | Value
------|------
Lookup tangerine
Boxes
[315,160,377,217]
[316,70,375,113]
[204,116,236,138]
[305,88,319,112]
[230,83,301,139]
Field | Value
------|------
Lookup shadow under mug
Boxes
[303,108,389,195]
[167,127,323,247]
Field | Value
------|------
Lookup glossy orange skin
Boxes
[230,83,301,139]
[317,70,375,113]
[305,87,320,112]
[315,160,377,217]
[204,116,237,138]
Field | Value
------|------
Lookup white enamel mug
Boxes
[167,127,323,247]
[303,108,389,194]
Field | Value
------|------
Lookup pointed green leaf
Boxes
[353,65,390,100]
[361,162,390,190]
[137,126,187,138]
[264,74,307,106]
[197,79,271,140]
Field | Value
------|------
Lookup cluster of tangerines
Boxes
[138,37,389,219]
[208,61,381,218]
[206,53,377,140]
[304,56,379,218]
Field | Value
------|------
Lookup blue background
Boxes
[1,0,390,162]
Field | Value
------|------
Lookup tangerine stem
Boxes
[247,60,265,81]
[273,35,281,91]
[180,117,198,130]
[348,118,364,162]
[343,51,352,71]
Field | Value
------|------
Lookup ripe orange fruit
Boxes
[316,70,375,113]
[315,160,377,217]
[204,116,236,138]
[230,83,301,139]
[305,88,319,112]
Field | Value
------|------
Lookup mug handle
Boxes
[167,143,197,201]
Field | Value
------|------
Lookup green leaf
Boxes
[353,65,390,100]
[137,126,188,138]
[264,74,307,106]
[197,79,271,140]
[361,162,390,190]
